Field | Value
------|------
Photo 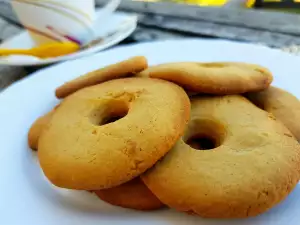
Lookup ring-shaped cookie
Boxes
[28,104,60,150]
[39,78,190,190]
[246,86,300,141]
[94,177,164,210]
[142,95,300,218]
[138,62,273,94]
[56,56,148,98]
[28,109,164,210]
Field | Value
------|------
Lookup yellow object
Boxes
[134,0,228,6]
[173,0,227,6]
[0,42,80,59]
[245,0,255,7]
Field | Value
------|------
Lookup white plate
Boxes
[0,11,137,66]
[1,39,300,225]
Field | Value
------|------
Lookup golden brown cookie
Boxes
[246,86,300,141]
[94,177,164,210]
[137,62,273,94]
[39,78,190,190]
[55,56,148,98]
[142,95,300,218]
[28,107,57,150]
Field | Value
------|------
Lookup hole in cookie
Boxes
[90,100,129,126]
[183,118,225,151]
[100,110,128,125]
[186,135,217,150]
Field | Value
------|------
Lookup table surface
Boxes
[0,0,300,91]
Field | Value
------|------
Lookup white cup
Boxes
[11,0,121,46]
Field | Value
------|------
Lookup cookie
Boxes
[28,107,57,150]
[30,112,164,211]
[246,86,300,141]
[137,62,273,94]
[94,177,164,210]
[39,78,190,190]
[142,95,300,218]
[55,56,148,98]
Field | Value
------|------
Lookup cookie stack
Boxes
[28,56,300,218]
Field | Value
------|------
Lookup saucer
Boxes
[0,11,137,66]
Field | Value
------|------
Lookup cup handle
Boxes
[97,0,121,19]
[85,0,121,43]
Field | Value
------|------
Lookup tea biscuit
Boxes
[137,62,272,94]
[28,106,58,150]
[246,86,300,140]
[55,56,148,98]
[142,95,300,218]
[39,78,190,190]
[94,177,164,210]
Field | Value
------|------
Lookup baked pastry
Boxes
[94,177,164,210]
[246,86,300,140]
[39,78,190,190]
[29,111,164,211]
[56,56,148,98]
[142,95,300,218]
[28,105,59,150]
[138,62,272,94]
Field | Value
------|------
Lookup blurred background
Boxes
[0,0,300,89]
